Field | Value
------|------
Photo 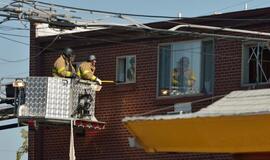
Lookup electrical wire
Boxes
[134,94,226,117]
[0,18,264,64]
[0,25,29,31]
[0,22,261,65]
[205,0,256,15]
[249,0,270,9]
[0,34,59,63]
[0,32,29,37]
[0,35,29,46]
[20,0,270,22]
[33,0,179,19]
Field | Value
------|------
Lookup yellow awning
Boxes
[124,114,270,153]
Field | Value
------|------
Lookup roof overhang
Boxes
[123,88,270,153]
[124,113,270,153]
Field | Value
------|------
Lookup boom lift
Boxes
[0,76,105,131]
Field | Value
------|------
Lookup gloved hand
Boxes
[96,78,102,85]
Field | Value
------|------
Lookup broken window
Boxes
[116,55,136,83]
[242,43,270,84]
[158,40,214,97]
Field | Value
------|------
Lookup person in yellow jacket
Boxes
[52,47,77,78]
[77,55,102,85]
[178,56,196,92]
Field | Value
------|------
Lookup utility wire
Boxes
[34,0,179,19]
[0,35,29,46]
[0,32,29,37]
[249,0,270,9]
[204,0,256,15]
[0,24,254,64]
[0,25,29,31]
[0,34,59,63]
[134,94,226,117]
[21,0,270,21]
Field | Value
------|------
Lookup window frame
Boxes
[116,55,136,84]
[156,39,214,98]
[241,42,270,86]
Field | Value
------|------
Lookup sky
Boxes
[1,0,270,159]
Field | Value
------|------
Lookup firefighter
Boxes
[77,55,102,85]
[52,47,77,78]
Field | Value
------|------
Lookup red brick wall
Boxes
[29,23,270,160]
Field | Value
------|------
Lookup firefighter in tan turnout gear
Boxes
[77,54,101,122]
[77,55,102,85]
[52,47,76,78]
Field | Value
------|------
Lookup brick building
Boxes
[29,8,270,160]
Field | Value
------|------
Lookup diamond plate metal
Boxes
[23,77,97,120]
[71,81,96,117]
[25,77,47,117]
[45,77,72,119]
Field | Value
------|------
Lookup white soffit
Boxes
[35,23,105,37]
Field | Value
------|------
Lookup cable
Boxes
[34,0,179,19]
[19,0,270,22]
[0,32,29,37]
[0,22,262,64]
[134,94,226,117]
[0,34,59,63]
[204,0,256,15]
[0,35,29,46]
[0,24,29,30]
[249,0,270,9]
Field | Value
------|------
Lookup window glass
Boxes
[159,45,171,95]
[202,40,214,94]
[171,41,201,96]
[126,56,136,82]
[158,40,214,97]
[243,44,270,84]
[116,56,136,83]
[117,58,126,83]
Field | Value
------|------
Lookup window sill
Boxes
[155,93,208,106]
[241,82,270,89]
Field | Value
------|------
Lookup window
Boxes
[116,56,136,83]
[158,40,214,97]
[242,43,270,84]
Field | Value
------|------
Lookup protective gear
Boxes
[52,55,76,78]
[63,48,73,58]
[77,61,97,81]
[88,55,96,61]
[96,78,102,85]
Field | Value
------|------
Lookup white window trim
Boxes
[116,55,136,84]
[241,42,270,86]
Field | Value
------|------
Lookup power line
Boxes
[34,0,179,19]
[0,35,29,46]
[0,32,29,37]
[0,25,29,31]
[134,94,226,116]
[249,0,270,9]
[24,0,270,22]
[0,34,59,63]
[205,0,256,15]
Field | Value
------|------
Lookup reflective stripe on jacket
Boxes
[78,61,96,81]
[52,55,75,77]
